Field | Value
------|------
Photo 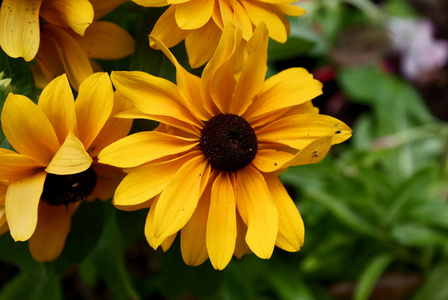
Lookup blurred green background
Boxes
[1,0,448,299]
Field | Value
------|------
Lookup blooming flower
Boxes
[133,0,305,68]
[0,181,8,235]
[99,23,352,270]
[0,73,132,261]
[0,0,134,89]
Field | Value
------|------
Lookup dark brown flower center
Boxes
[41,166,97,206]
[199,114,257,172]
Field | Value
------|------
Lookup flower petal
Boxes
[5,171,46,241]
[0,0,42,61]
[40,0,94,36]
[175,0,213,30]
[207,172,237,270]
[234,1,253,40]
[132,0,169,7]
[236,165,278,259]
[113,151,200,208]
[98,131,198,168]
[90,0,129,20]
[150,6,188,49]
[90,163,124,201]
[251,148,294,173]
[180,182,211,266]
[40,25,93,90]
[281,136,333,168]
[2,93,60,165]
[111,71,202,128]
[38,74,78,144]
[153,154,207,242]
[0,153,42,181]
[46,131,92,175]
[245,68,323,121]
[265,173,304,251]
[234,211,251,258]
[72,21,134,59]
[75,72,114,150]
[230,22,269,115]
[28,201,71,262]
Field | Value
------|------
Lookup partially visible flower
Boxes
[133,0,305,68]
[0,0,134,89]
[0,181,8,235]
[0,72,13,97]
[388,17,448,83]
[0,73,132,261]
[99,23,352,270]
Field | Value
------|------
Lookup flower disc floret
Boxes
[200,114,257,172]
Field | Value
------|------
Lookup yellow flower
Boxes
[0,0,134,89]
[99,23,352,270]
[0,181,8,235]
[133,0,305,68]
[0,73,132,262]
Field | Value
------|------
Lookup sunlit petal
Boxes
[0,153,42,181]
[175,0,213,30]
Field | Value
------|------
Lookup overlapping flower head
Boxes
[99,23,352,270]
[0,0,134,89]
[133,0,305,68]
[0,73,132,261]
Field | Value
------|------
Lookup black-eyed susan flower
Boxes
[0,73,132,261]
[133,0,305,68]
[0,181,8,235]
[0,0,134,89]
[99,23,352,270]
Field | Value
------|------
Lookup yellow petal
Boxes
[181,184,211,266]
[87,92,133,158]
[72,21,134,59]
[160,232,177,251]
[234,211,251,258]
[251,148,294,173]
[256,114,352,149]
[111,71,202,128]
[98,131,198,168]
[207,172,237,270]
[35,34,65,84]
[46,131,92,175]
[153,154,207,241]
[90,163,124,201]
[245,68,323,121]
[40,0,94,36]
[234,1,253,40]
[150,6,188,49]
[5,171,46,241]
[236,165,278,259]
[185,19,222,69]
[281,136,333,168]
[241,1,287,43]
[132,0,169,7]
[0,0,42,61]
[230,22,269,116]
[2,93,60,166]
[175,0,214,30]
[75,72,114,150]
[28,201,71,262]
[0,153,42,181]
[90,0,130,20]
[276,3,306,17]
[40,25,93,90]
[38,74,78,144]
[265,173,304,251]
[113,151,200,208]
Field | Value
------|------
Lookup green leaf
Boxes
[391,223,448,247]
[268,38,315,62]
[407,202,448,230]
[354,253,393,300]
[412,260,448,300]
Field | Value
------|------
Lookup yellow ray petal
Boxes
[230,22,269,115]
[236,165,278,259]
[40,25,93,90]
[265,173,304,251]
[38,74,78,144]
[0,0,42,61]
[233,1,253,40]
[46,131,92,175]
[0,153,42,181]
[256,114,352,149]
[251,148,294,173]
[153,154,207,241]
[276,3,306,17]
[5,171,46,241]
[207,172,237,270]
[2,94,60,166]
[132,0,169,7]
[72,21,134,59]
[87,92,133,158]
[75,72,114,150]
[111,71,202,128]
[181,183,211,266]
[40,0,94,36]
[150,6,188,49]
[245,68,323,121]
[98,131,198,168]
[90,163,124,201]
[160,232,177,251]
[113,151,200,207]
[175,0,213,30]
[89,0,129,20]
[35,34,65,84]
[234,211,251,258]
[281,136,333,168]
[28,201,71,262]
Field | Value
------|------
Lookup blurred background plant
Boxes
[1,0,448,299]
